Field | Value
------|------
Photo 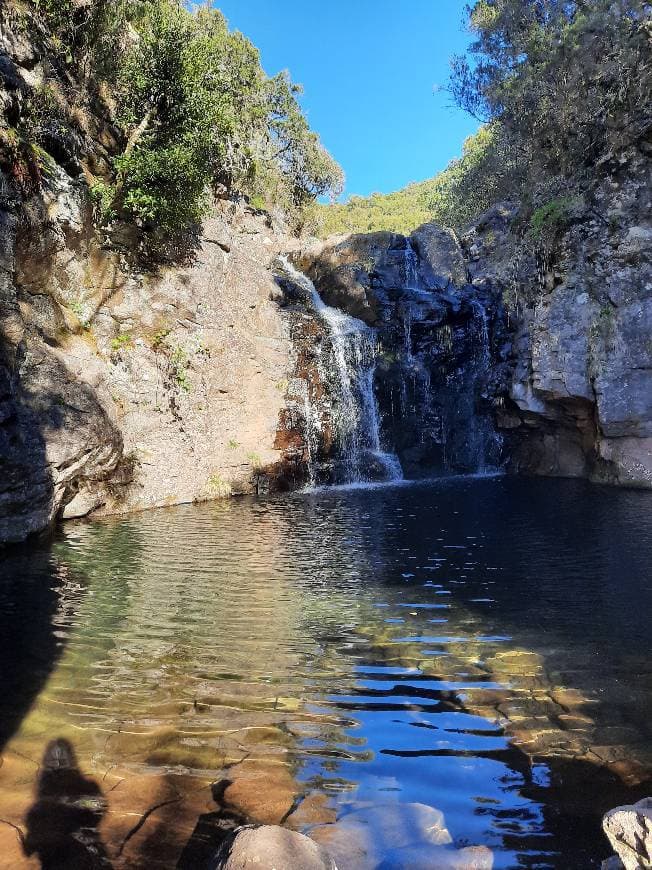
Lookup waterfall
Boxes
[278,258,402,485]
[403,238,418,290]
[469,299,503,473]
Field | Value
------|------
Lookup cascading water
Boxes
[403,238,418,290]
[278,257,402,486]
[469,300,503,472]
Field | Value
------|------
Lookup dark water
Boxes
[0,477,650,869]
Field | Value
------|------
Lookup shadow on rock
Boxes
[23,738,112,870]
[176,780,248,869]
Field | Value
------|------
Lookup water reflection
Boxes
[0,478,650,869]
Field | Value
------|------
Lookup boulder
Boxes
[212,825,337,870]
[601,797,652,870]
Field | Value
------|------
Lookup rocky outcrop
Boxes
[212,825,337,870]
[0,160,304,542]
[0,8,310,544]
[0,178,123,542]
[294,139,652,489]
[292,225,510,479]
[462,144,652,487]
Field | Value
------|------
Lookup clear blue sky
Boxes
[214,1,479,199]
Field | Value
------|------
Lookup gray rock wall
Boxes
[295,142,652,490]
[464,148,652,488]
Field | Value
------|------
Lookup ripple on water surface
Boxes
[0,477,651,869]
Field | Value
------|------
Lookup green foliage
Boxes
[68,299,90,329]
[206,473,231,497]
[528,196,580,245]
[110,333,133,352]
[90,181,115,222]
[320,0,651,246]
[150,328,171,350]
[316,125,504,236]
[168,345,191,392]
[246,451,262,470]
[24,0,342,251]
[449,0,652,210]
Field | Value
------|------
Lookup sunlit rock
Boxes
[212,825,337,870]
[602,797,652,870]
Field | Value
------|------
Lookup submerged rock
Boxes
[602,797,652,870]
[310,802,493,870]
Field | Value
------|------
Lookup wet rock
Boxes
[601,797,652,870]
[294,227,508,478]
[310,804,493,870]
[310,802,453,870]
[222,767,299,825]
[286,793,337,828]
[212,825,337,870]
[410,222,467,288]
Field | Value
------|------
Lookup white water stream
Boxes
[278,258,402,484]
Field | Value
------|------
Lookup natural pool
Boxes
[0,477,650,869]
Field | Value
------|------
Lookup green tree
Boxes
[20,0,343,251]
[450,0,652,201]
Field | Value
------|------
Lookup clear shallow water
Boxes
[0,477,651,869]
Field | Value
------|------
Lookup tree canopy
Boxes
[18,0,344,247]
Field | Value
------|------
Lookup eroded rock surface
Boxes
[0,153,303,542]
[291,227,510,479]
[294,139,652,489]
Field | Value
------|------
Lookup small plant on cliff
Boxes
[207,473,231,497]
[150,328,171,351]
[247,452,263,470]
[90,181,115,223]
[529,198,577,244]
[110,333,133,352]
[168,346,191,392]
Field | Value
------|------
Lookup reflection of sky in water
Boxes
[0,476,650,869]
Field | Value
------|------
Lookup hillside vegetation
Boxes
[318,0,652,238]
[1,0,343,255]
[316,126,496,236]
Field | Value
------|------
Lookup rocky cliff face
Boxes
[291,228,509,480]
[0,163,305,544]
[2,7,650,546]
[0,10,312,543]
[293,143,652,489]
[462,146,652,488]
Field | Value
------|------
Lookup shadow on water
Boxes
[22,738,112,870]
[175,781,248,870]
